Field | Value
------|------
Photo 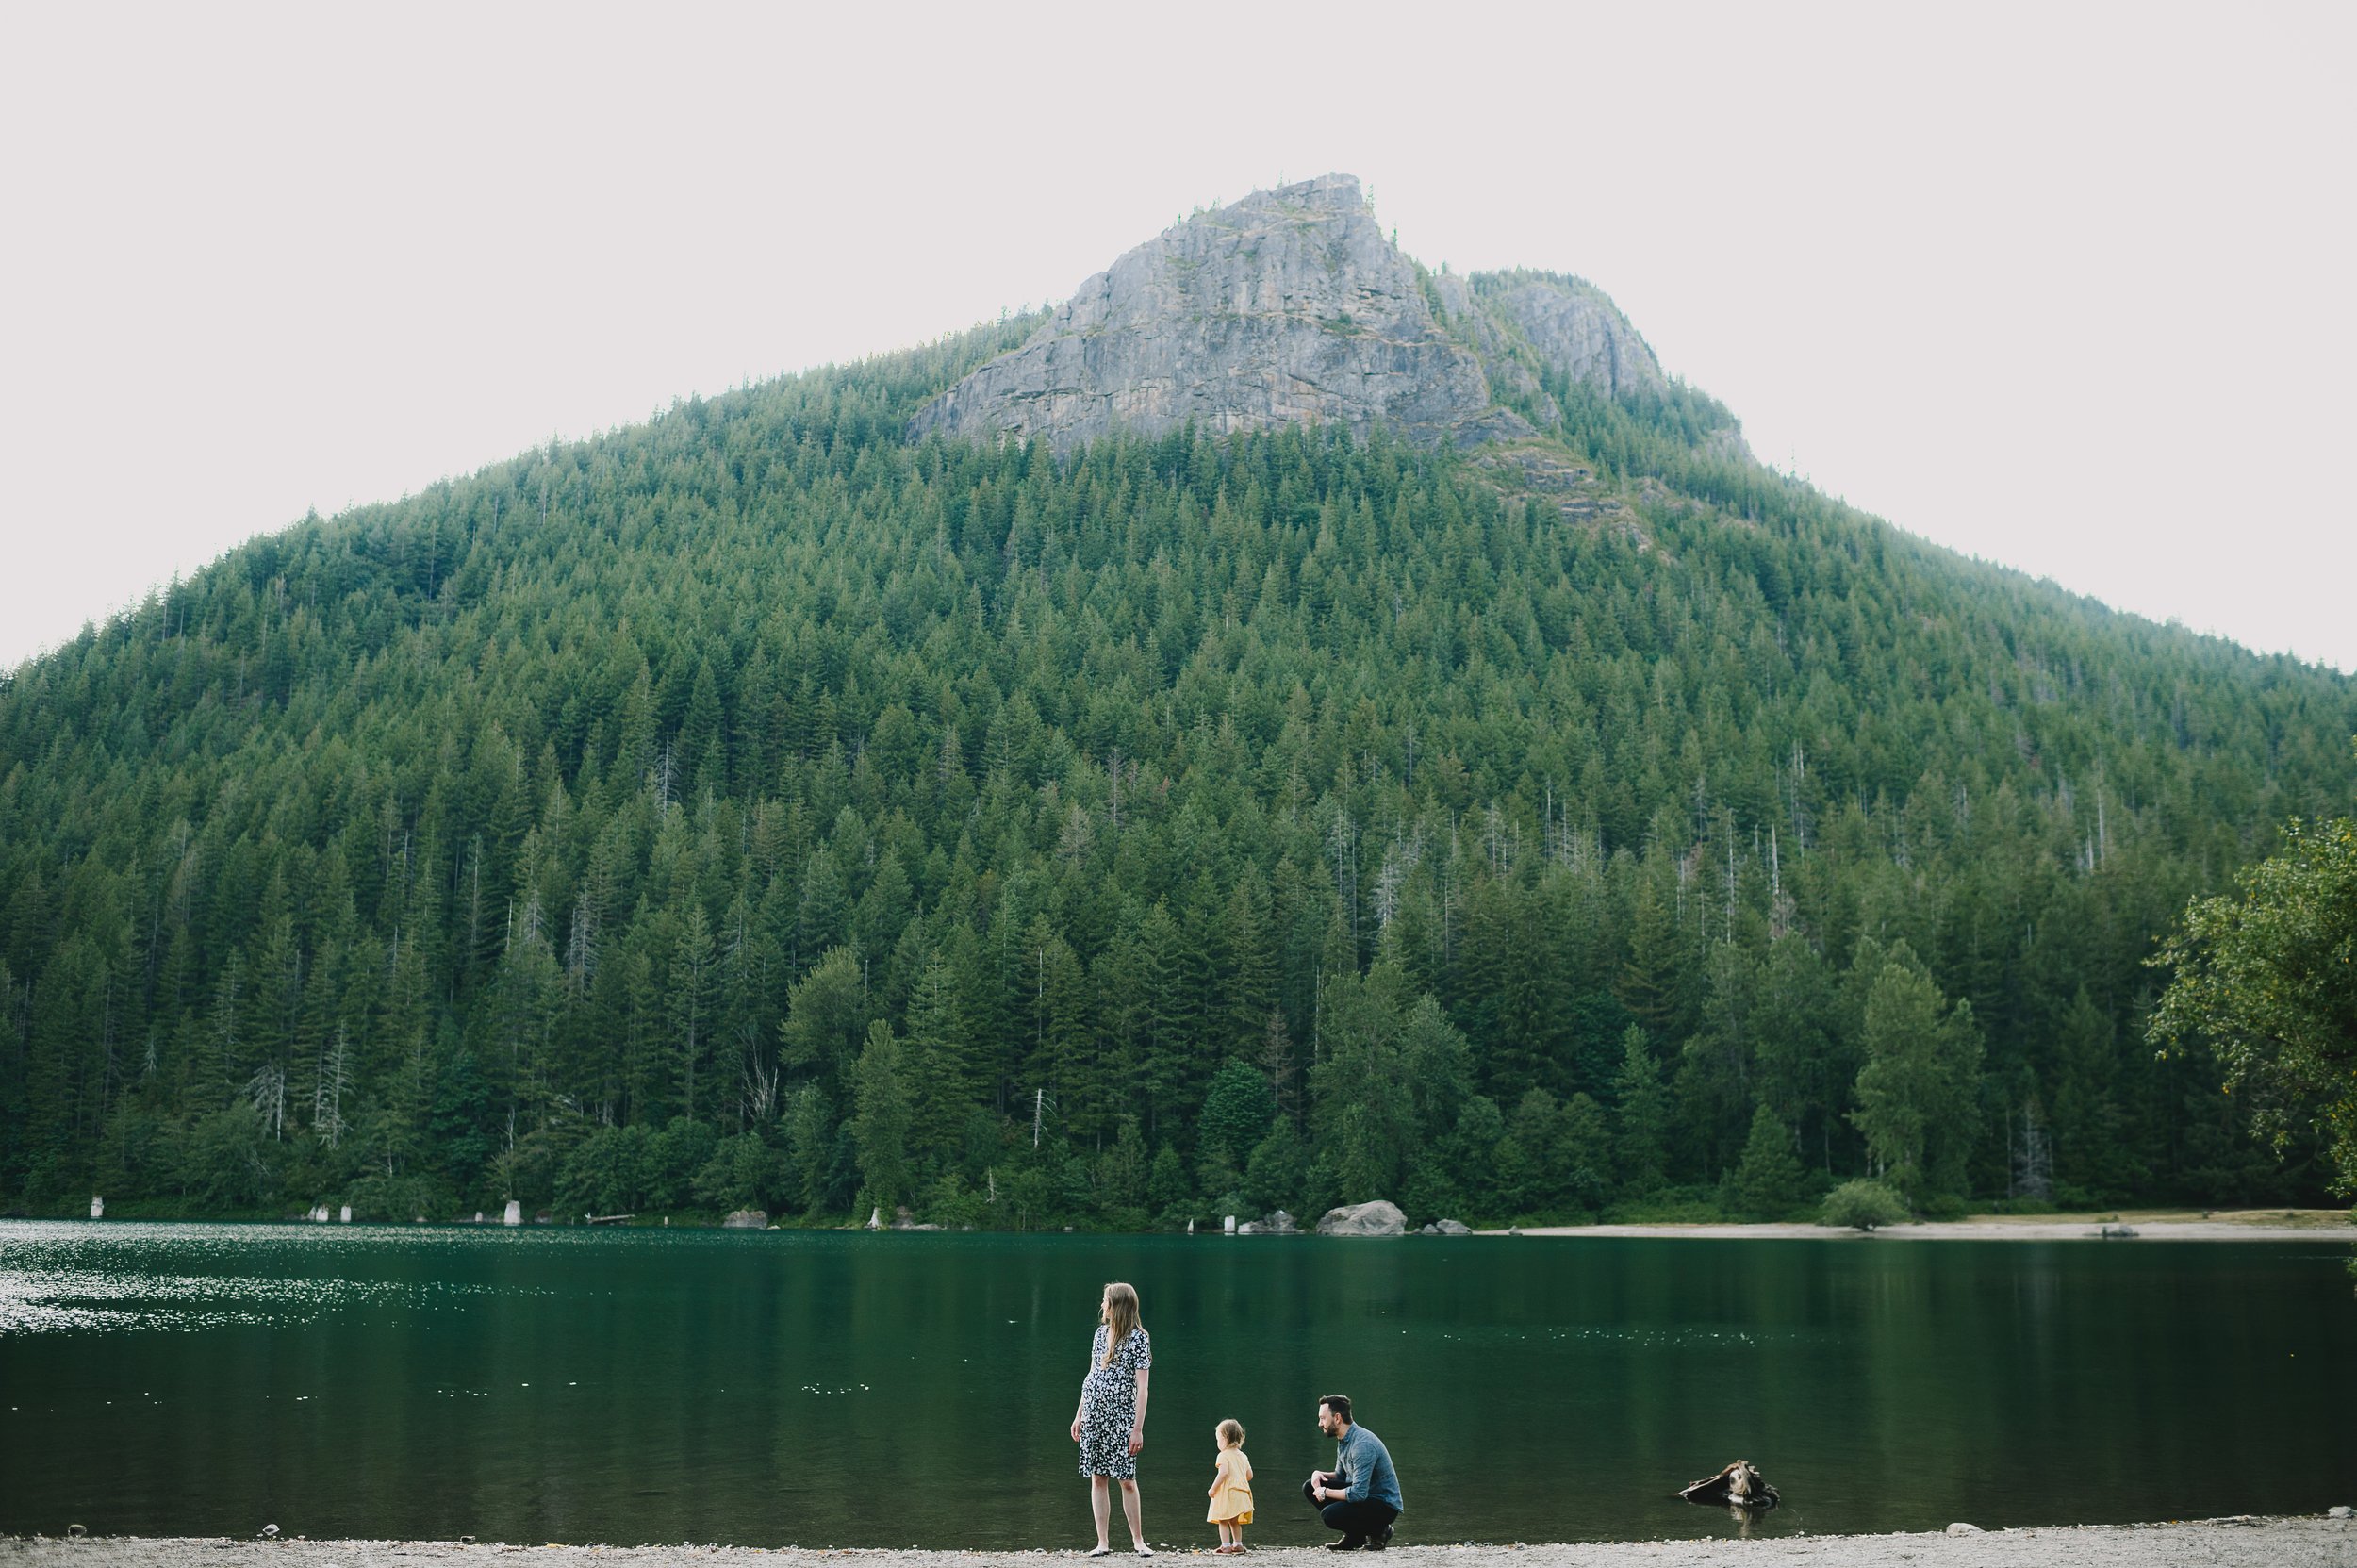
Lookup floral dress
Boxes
[1078,1324,1152,1478]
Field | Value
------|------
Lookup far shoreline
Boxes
[1483,1208,2353,1242]
[3,1206,2348,1242]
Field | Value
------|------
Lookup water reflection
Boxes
[0,1223,2349,1548]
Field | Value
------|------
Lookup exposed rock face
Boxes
[914,175,1516,452]
[722,1209,767,1229]
[1316,1199,1408,1236]
[911,174,1684,456]
[1461,271,1667,404]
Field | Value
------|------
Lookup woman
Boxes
[1070,1279,1153,1556]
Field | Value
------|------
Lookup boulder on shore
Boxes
[1420,1218,1473,1235]
[1262,1209,1298,1234]
[722,1209,768,1229]
[1317,1200,1407,1236]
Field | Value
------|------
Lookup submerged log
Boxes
[1677,1460,1780,1510]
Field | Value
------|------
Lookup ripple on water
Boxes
[0,1221,559,1337]
[1427,1322,1828,1351]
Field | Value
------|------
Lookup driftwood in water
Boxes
[1677,1460,1780,1510]
[585,1213,635,1225]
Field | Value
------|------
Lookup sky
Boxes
[2,2,2351,671]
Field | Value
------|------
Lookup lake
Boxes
[1,1222,2351,1547]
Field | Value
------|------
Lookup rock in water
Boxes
[722,1209,768,1229]
[1316,1200,1408,1236]
[909,174,1671,457]
[1430,1218,1473,1235]
[1261,1209,1298,1234]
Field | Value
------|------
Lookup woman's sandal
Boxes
[1086,1549,1112,1558]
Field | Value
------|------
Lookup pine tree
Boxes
[1611,1025,1669,1196]
[1852,959,1984,1200]
[849,1019,912,1215]
[1729,1102,1806,1219]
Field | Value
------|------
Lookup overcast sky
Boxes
[3,2,2351,671]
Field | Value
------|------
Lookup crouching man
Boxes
[1303,1394,1404,1550]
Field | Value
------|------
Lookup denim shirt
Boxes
[1335,1423,1405,1510]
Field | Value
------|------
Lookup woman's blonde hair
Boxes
[1218,1418,1245,1447]
[1099,1281,1141,1364]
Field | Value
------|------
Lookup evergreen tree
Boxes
[1852,957,1984,1200]
[849,1020,912,1215]
[1728,1102,1807,1219]
[1197,1058,1277,1189]
[1611,1025,1670,1196]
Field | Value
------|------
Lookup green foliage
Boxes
[1,309,2349,1228]
[2151,812,2357,1197]
[849,1020,913,1214]
[693,1131,786,1213]
[557,1124,653,1217]
[1146,1141,1190,1220]
[1196,1060,1276,1180]
[173,1105,276,1211]
[1243,1119,1307,1216]
[1852,954,1984,1200]
[1821,1178,1910,1230]
[1728,1103,1807,1219]
[1611,1027,1670,1196]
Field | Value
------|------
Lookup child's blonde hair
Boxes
[1218,1417,1245,1447]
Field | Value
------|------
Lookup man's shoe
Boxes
[1323,1540,1363,1552]
[1373,1526,1394,1548]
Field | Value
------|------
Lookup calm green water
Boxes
[2,1222,2352,1546]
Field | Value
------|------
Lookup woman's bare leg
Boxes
[1091,1476,1112,1550]
[1120,1477,1146,1548]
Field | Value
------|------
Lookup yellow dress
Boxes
[1207,1446,1255,1525]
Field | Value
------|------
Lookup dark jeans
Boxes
[1303,1477,1398,1543]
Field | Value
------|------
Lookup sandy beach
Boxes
[1491,1209,2354,1242]
[8,1518,2353,1567]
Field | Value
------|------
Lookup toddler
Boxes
[1206,1417,1254,1552]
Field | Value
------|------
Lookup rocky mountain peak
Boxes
[910,174,1673,454]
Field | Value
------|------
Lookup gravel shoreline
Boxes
[8,1519,2352,1567]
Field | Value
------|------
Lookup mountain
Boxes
[2,178,2351,1229]
[909,174,1673,454]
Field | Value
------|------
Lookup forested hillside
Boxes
[2,312,2350,1227]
